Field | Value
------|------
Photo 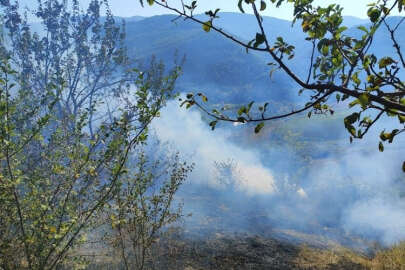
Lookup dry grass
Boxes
[371,242,405,270]
[294,242,405,270]
[82,232,405,270]
[294,245,371,269]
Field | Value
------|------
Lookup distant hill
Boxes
[342,16,369,28]
[124,14,298,104]
[123,13,404,105]
[25,13,405,105]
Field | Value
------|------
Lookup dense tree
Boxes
[0,1,190,269]
[0,53,180,270]
[2,0,136,135]
[141,0,405,171]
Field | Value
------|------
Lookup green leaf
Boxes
[344,113,360,125]
[337,26,348,33]
[378,57,395,69]
[255,122,265,134]
[321,45,329,56]
[386,110,398,117]
[238,0,245,13]
[49,226,57,233]
[209,120,218,130]
[212,109,220,115]
[263,102,269,112]
[237,117,247,123]
[238,106,246,116]
[348,125,356,137]
[357,25,369,33]
[358,93,369,108]
[378,142,384,152]
[336,94,341,103]
[198,93,208,102]
[342,94,349,101]
[352,72,361,86]
[254,33,265,48]
[246,39,255,53]
[367,7,381,23]
[398,114,405,123]
[203,21,212,32]
[260,0,267,11]
[380,131,391,141]
[349,99,360,108]
[389,129,399,143]
[186,101,195,109]
[147,0,154,6]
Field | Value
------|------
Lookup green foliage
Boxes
[254,122,265,133]
[0,50,179,269]
[0,1,184,268]
[203,20,212,32]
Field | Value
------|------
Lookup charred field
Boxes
[85,227,405,270]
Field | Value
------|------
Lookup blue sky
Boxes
[20,0,401,21]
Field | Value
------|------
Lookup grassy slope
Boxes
[84,231,405,269]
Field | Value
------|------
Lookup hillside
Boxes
[85,230,405,270]
[123,13,405,105]
[124,14,298,104]
[26,13,404,105]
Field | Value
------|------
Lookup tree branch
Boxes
[383,17,405,68]
[152,0,268,52]
[191,90,333,123]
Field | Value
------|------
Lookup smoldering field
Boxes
[150,100,405,250]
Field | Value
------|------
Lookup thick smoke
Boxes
[302,148,405,245]
[151,100,405,246]
[151,102,276,195]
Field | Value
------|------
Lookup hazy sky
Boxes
[19,0,401,21]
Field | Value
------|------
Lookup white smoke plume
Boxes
[151,101,276,195]
[151,100,405,246]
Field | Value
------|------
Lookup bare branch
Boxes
[191,89,333,123]
[306,40,316,84]
[152,0,268,52]
[383,17,405,68]
[150,0,405,114]
[358,110,385,139]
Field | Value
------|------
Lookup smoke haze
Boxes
[151,100,405,246]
